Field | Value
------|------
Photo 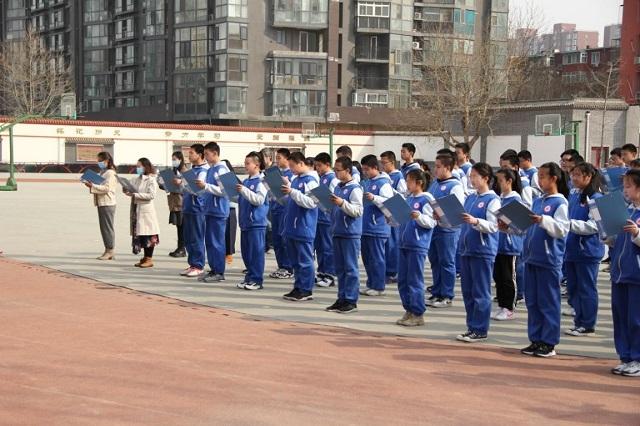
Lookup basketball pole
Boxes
[0,114,43,191]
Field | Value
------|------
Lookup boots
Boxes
[97,249,115,260]
[139,257,154,268]
[134,257,146,267]
[169,247,186,258]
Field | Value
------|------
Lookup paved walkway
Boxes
[1,258,638,425]
[0,179,618,358]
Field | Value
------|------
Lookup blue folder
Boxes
[309,184,335,213]
[381,193,412,227]
[496,199,534,234]
[116,176,138,194]
[181,169,206,195]
[429,194,465,227]
[588,191,630,239]
[217,171,241,201]
[263,167,287,205]
[601,167,627,193]
[80,169,105,185]
[158,168,183,194]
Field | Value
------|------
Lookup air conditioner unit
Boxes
[634,56,640,65]
[412,41,421,50]
[414,12,422,20]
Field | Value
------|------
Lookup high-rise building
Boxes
[603,23,622,48]
[537,23,599,54]
[1,0,507,126]
[619,0,640,105]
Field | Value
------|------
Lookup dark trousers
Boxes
[493,254,516,310]
[225,207,237,256]
[176,224,184,249]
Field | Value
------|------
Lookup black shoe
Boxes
[534,343,556,358]
[283,289,313,301]
[426,286,433,293]
[602,256,611,264]
[336,302,358,314]
[242,269,248,274]
[326,299,345,312]
[521,342,540,355]
[169,248,186,257]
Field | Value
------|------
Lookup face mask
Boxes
[172,159,181,168]
[97,161,106,170]
[136,166,145,176]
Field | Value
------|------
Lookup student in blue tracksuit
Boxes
[400,143,421,178]
[520,162,570,358]
[621,143,638,167]
[563,162,605,336]
[493,168,523,321]
[359,154,394,296]
[313,152,339,288]
[268,148,294,279]
[456,163,500,343]
[380,150,407,284]
[395,169,436,327]
[455,142,474,194]
[438,148,467,277]
[518,150,541,197]
[427,153,466,308]
[178,144,210,278]
[236,151,269,290]
[282,152,320,302]
[336,145,361,184]
[609,169,640,377]
[195,142,230,283]
[325,156,364,314]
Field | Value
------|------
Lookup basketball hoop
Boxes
[535,114,562,136]
[301,123,316,139]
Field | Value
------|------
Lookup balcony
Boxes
[115,30,135,41]
[270,73,326,88]
[272,104,326,118]
[354,76,388,91]
[273,4,328,29]
[352,90,389,108]
[355,46,389,63]
[115,82,136,93]
[356,16,390,33]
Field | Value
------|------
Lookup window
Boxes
[272,89,326,117]
[591,51,600,66]
[174,73,207,114]
[175,26,209,70]
[214,22,248,51]
[115,18,134,40]
[175,0,208,24]
[84,24,109,48]
[115,44,135,65]
[214,86,247,114]
[357,2,390,17]
[84,0,109,23]
[216,0,248,19]
[115,70,135,91]
[580,52,587,63]
[145,0,165,36]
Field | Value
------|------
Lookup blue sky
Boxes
[510,0,624,44]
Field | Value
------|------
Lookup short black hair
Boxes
[561,149,579,158]
[454,142,470,155]
[402,143,416,155]
[336,145,352,158]
[289,151,306,164]
[335,156,353,174]
[204,141,220,155]
[305,156,315,167]
[380,150,396,162]
[611,147,623,157]
[621,143,638,155]
[435,153,455,170]
[360,154,379,169]
[623,169,640,187]
[190,143,205,159]
[276,147,291,158]
[630,159,640,168]
[517,150,532,162]
[500,153,519,167]
[314,152,332,165]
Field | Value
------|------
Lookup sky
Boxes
[510,0,624,45]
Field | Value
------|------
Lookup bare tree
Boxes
[0,29,73,117]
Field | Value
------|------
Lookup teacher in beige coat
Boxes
[85,151,117,260]
[124,158,160,268]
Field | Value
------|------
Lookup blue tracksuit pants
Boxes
[566,261,599,329]
[334,237,361,303]
[398,248,427,316]
[240,228,265,284]
[314,222,335,276]
[516,255,525,299]
[183,212,206,269]
[361,235,387,291]
[428,230,460,300]
[287,238,315,293]
[460,256,494,335]
[272,210,291,271]
[525,263,561,346]
[205,215,227,275]
[385,227,400,278]
[611,282,640,363]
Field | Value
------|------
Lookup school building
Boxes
[0,98,638,170]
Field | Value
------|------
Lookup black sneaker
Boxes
[336,302,358,314]
[521,342,539,355]
[325,299,345,312]
[460,332,488,343]
[455,330,473,342]
[426,286,433,293]
[534,343,556,358]
[602,256,611,264]
[283,289,313,301]
[169,247,186,258]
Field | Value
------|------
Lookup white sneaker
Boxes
[185,267,203,278]
[360,288,385,296]
[431,298,453,308]
[562,307,576,317]
[621,361,640,377]
[611,362,628,375]
[491,308,502,319]
[179,267,192,276]
[494,308,515,321]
